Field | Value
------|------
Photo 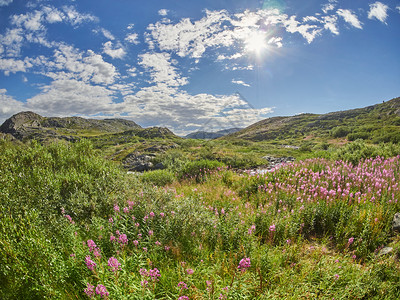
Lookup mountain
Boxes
[223,97,400,143]
[185,128,242,139]
[0,111,147,141]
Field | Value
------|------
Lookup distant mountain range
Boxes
[184,128,243,139]
[1,97,399,144]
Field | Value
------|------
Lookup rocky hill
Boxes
[0,111,142,141]
[224,97,400,143]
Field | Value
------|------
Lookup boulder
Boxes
[392,213,400,233]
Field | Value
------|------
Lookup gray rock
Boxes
[154,162,165,170]
[392,213,400,233]
[378,247,393,256]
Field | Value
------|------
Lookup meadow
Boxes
[1,139,400,299]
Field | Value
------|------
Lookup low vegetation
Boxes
[1,138,400,299]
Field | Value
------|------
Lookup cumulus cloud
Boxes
[45,45,118,85]
[158,9,168,16]
[26,79,114,116]
[0,89,25,124]
[232,80,250,87]
[368,2,389,23]
[0,0,13,7]
[139,52,188,87]
[103,41,126,59]
[125,33,139,44]
[0,57,33,75]
[337,9,363,29]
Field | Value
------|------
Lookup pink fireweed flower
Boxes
[238,257,251,271]
[269,224,276,232]
[133,240,139,246]
[148,230,153,236]
[123,207,129,214]
[334,274,340,280]
[186,268,194,275]
[348,237,354,245]
[95,284,109,298]
[93,248,101,258]
[110,234,116,242]
[87,240,97,252]
[164,245,170,251]
[118,233,128,245]
[84,283,95,298]
[160,212,165,218]
[148,268,161,281]
[155,241,161,246]
[149,211,155,217]
[85,256,96,271]
[177,281,188,290]
[108,257,121,273]
[248,224,256,235]
[114,204,120,212]
[108,217,113,223]
[178,296,189,300]
[141,280,148,287]
[64,214,75,224]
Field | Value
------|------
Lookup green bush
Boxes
[140,169,176,186]
[331,126,351,138]
[179,159,225,181]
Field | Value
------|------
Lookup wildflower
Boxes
[238,257,251,271]
[155,241,161,246]
[148,268,161,281]
[84,283,95,298]
[143,247,148,252]
[177,281,188,290]
[248,224,256,235]
[133,240,139,247]
[141,280,148,287]
[114,204,120,212]
[178,296,189,300]
[95,284,109,298]
[149,211,155,217]
[348,237,354,245]
[108,257,121,273]
[148,230,153,236]
[109,217,113,223]
[186,268,194,275]
[85,256,96,271]
[87,240,97,252]
[118,233,128,245]
[123,207,129,214]
[269,224,276,232]
[334,274,339,280]
[64,214,75,224]
[110,234,116,242]
[93,248,101,258]
[160,212,165,218]
[352,255,357,260]
[164,245,170,251]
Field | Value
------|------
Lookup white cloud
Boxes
[45,45,118,85]
[11,10,44,31]
[125,33,139,44]
[62,6,98,26]
[139,52,188,87]
[158,9,168,16]
[322,15,339,35]
[100,28,115,40]
[103,41,126,59]
[26,79,114,116]
[368,2,389,24]
[232,80,250,87]
[217,53,243,60]
[0,57,33,75]
[0,89,25,125]
[0,0,13,7]
[268,36,283,48]
[397,6,400,13]
[43,7,64,23]
[337,9,363,29]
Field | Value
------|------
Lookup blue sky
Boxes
[0,0,399,135]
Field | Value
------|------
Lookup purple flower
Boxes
[269,224,276,232]
[85,256,96,271]
[93,248,101,258]
[118,233,128,245]
[178,296,189,300]
[148,230,153,236]
[177,281,188,290]
[186,268,194,275]
[95,284,109,298]
[64,214,75,224]
[334,274,339,280]
[87,240,97,252]
[123,207,129,214]
[238,257,251,271]
[114,204,120,212]
[84,283,95,298]
[348,237,354,245]
[133,240,139,247]
[108,257,121,273]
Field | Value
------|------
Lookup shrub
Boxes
[140,170,176,186]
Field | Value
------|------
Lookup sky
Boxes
[0,0,399,135]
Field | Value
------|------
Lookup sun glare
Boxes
[244,31,268,54]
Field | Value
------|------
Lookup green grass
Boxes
[2,139,400,299]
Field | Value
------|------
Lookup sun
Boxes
[244,31,268,54]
